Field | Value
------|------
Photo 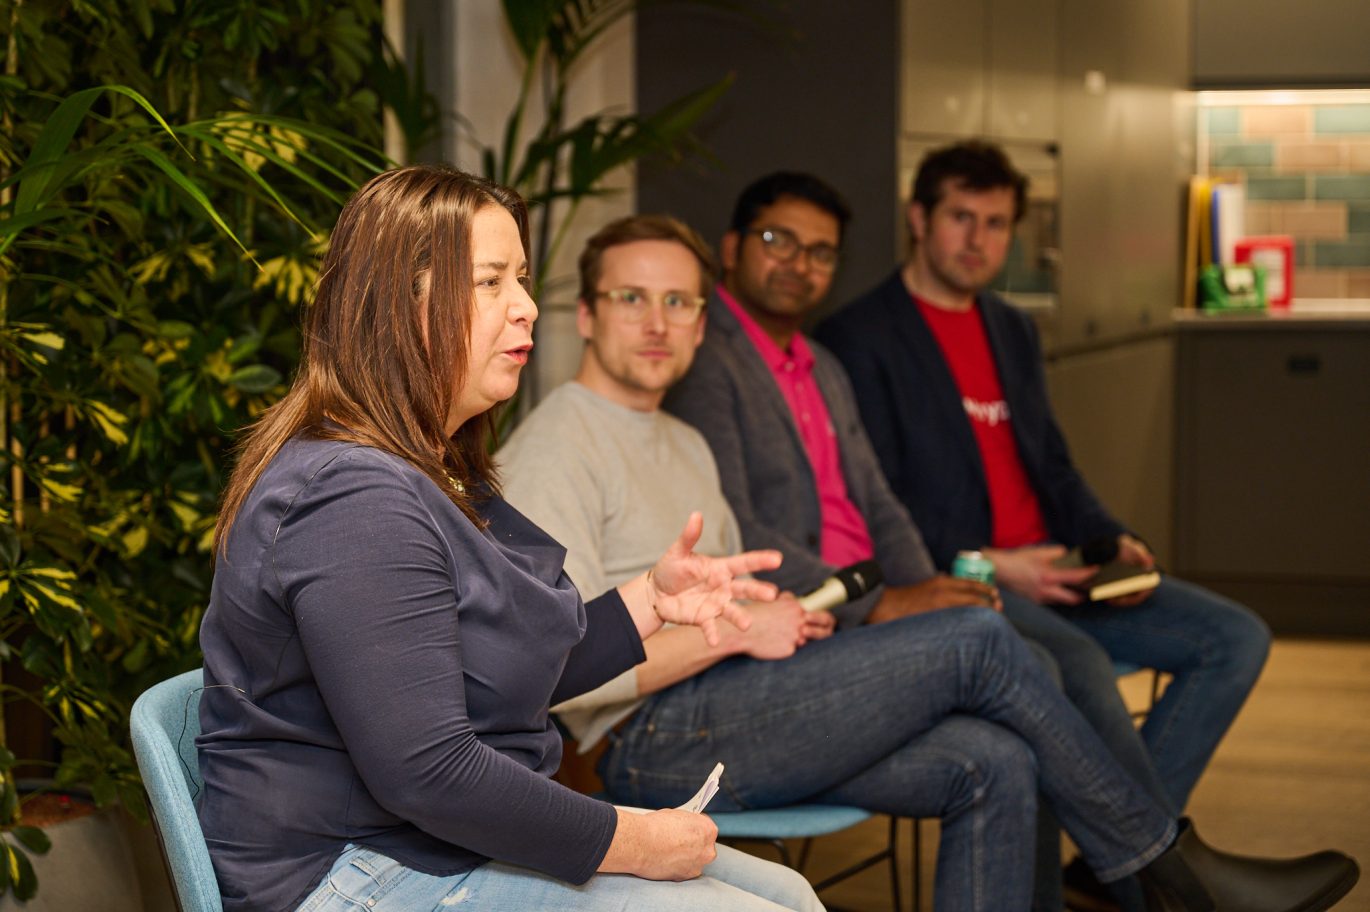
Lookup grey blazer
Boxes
[664,293,937,627]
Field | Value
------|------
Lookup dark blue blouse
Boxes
[197,437,644,912]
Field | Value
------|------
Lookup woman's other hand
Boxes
[647,511,783,647]
[598,807,719,881]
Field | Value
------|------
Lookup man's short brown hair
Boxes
[912,140,1028,223]
[578,214,718,309]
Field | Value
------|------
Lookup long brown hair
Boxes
[215,165,529,554]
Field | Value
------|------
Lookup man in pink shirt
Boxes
[668,174,998,624]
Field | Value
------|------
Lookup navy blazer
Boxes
[664,292,937,627]
[816,271,1126,571]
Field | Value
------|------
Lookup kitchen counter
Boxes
[1174,300,1370,330]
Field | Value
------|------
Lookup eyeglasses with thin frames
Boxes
[595,287,707,325]
[747,227,840,272]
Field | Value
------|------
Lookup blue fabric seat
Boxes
[707,805,905,911]
[710,804,872,840]
[130,668,223,912]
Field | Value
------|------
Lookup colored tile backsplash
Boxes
[1246,175,1308,200]
[1315,106,1370,134]
[1203,107,1241,135]
[1211,141,1274,168]
[1313,240,1370,268]
[1203,101,1370,299]
[1314,174,1370,200]
[1349,204,1370,234]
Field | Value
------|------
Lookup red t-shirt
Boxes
[915,296,1049,549]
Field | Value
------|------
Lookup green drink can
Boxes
[951,550,995,585]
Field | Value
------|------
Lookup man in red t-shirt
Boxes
[818,141,1275,912]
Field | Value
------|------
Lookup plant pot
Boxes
[0,788,143,911]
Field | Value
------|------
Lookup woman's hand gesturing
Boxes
[643,511,783,647]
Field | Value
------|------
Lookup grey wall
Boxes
[635,1,901,310]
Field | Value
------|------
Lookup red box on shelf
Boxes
[1235,235,1294,308]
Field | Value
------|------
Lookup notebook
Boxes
[1053,543,1161,602]
[1078,560,1162,602]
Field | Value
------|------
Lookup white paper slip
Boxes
[678,762,725,814]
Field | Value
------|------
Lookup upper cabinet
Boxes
[1193,0,1370,88]
[901,0,986,137]
[902,0,1058,143]
[986,0,1059,142]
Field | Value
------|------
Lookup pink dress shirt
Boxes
[717,286,875,566]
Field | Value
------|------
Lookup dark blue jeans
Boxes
[600,607,1176,912]
[1004,575,1272,911]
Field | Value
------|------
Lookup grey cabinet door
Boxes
[1176,329,1370,581]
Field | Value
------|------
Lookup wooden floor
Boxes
[733,638,1370,911]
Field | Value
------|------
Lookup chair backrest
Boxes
[130,668,223,912]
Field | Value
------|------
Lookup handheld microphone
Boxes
[798,560,884,612]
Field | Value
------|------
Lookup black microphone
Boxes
[798,560,884,612]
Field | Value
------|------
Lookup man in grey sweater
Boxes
[500,214,837,754]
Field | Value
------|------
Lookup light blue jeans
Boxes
[600,607,1177,912]
[296,843,824,912]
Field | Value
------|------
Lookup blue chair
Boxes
[709,805,906,911]
[130,668,223,912]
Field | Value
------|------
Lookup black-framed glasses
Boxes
[747,227,840,271]
[596,287,707,325]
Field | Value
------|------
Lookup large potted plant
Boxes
[0,0,730,901]
[0,0,393,899]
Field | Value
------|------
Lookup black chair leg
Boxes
[909,817,923,912]
[888,815,903,912]
[796,836,815,872]
[770,838,793,869]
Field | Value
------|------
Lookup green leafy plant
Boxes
[0,0,733,900]
[469,0,736,423]
[0,0,394,898]
[483,0,735,293]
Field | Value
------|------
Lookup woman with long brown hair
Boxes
[196,166,824,912]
